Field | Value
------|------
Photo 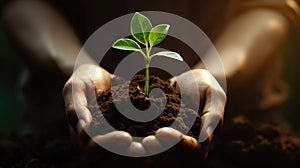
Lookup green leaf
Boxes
[149,24,170,47]
[152,51,183,61]
[112,38,141,51]
[130,12,152,45]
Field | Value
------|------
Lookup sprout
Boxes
[112,12,183,97]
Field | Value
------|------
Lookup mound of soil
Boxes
[88,74,201,139]
[3,114,300,168]
[2,76,300,167]
[205,115,300,167]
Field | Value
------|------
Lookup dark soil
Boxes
[2,76,300,167]
[205,115,300,167]
[2,114,300,167]
[88,74,201,139]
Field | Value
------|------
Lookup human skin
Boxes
[2,0,296,156]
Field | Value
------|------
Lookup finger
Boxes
[143,131,201,155]
[147,128,183,156]
[142,135,162,155]
[181,135,201,150]
[199,71,226,143]
[126,142,146,157]
[87,131,132,150]
[142,135,161,148]
[62,78,93,134]
[178,135,204,158]
[169,70,201,106]
[155,127,183,144]
[87,131,147,157]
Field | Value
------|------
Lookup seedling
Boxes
[112,12,183,97]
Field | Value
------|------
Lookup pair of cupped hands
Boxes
[62,64,226,156]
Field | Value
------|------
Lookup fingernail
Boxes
[76,119,86,134]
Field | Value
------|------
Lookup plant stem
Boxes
[144,61,150,97]
[144,42,151,97]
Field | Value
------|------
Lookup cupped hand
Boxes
[143,69,226,157]
[62,64,146,156]
[145,69,227,153]
[63,64,111,135]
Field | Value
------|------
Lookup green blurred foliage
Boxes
[0,22,24,136]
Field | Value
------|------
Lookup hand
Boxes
[142,69,226,156]
[62,64,146,156]
[171,69,226,142]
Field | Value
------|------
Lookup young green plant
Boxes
[112,12,183,97]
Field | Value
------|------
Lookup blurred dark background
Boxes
[0,21,24,136]
[282,26,300,131]
[0,1,300,137]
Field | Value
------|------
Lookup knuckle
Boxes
[215,88,227,102]
[198,69,212,80]
[62,79,73,96]
[62,78,85,96]
[193,69,213,85]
